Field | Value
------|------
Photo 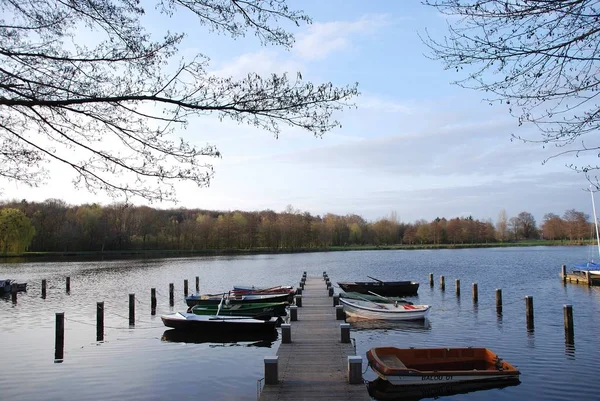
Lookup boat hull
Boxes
[186,292,292,307]
[189,302,288,317]
[367,347,520,387]
[339,292,412,304]
[161,312,278,333]
[337,281,419,296]
[339,298,430,321]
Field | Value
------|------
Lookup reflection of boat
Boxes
[368,376,521,401]
[186,292,292,307]
[337,277,419,296]
[189,301,288,317]
[0,279,27,294]
[347,317,431,332]
[161,312,278,334]
[339,292,412,305]
[366,347,520,387]
[339,298,431,321]
[161,329,278,347]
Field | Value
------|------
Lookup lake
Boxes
[1,246,599,401]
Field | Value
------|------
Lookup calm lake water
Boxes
[1,246,599,401]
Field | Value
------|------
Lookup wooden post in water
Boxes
[184,279,188,297]
[455,279,460,296]
[169,283,174,306]
[151,288,157,315]
[195,276,199,293]
[561,265,567,284]
[525,296,534,331]
[564,304,574,343]
[440,276,445,291]
[66,277,70,294]
[11,286,17,304]
[429,273,434,287]
[42,279,47,299]
[496,289,503,313]
[129,293,135,326]
[472,283,478,304]
[55,312,64,361]
[97,302,104,341]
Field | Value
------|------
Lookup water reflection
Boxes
[161,329,278,347]
[346,318,431,333]
[367,377,521,401]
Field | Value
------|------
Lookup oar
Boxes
[367,275,384,283]
[367,291,412,306]
[343,292,386,309]
[216,293,225,317]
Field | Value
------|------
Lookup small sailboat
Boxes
[566,186,600,285]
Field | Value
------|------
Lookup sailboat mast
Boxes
[590,187,600,259]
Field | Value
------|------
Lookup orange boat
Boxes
[367,347,520,387]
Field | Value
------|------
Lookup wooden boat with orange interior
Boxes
[366,347,520,387]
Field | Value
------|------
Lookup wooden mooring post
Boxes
[561,265,567,284]
[472,283,478,304]
[429,273,434,287]
[455,279,460,296]
[184,279,188,297]
[66,277,70,294]
[42,279,47,299]
[55,312,64,361]
[289,305,298,321]
[151,288,157,315]
[440,275,445,291]
[169,283,174,306]
[195,276,199,293]
[564,304,574,343]
[11,286,17,304]
[129,294,135,326]
[496,289,503,314]
[525,296,534,331]
[97,302,104,341]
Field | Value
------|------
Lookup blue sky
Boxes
[4,0,596,224]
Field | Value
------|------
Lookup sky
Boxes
[2,0,597,224]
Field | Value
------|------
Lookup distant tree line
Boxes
[0,200,594,255]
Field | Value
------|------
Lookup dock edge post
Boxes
[340,323,351,343]
[281,323,292,344]
[264,356,279,385]
[289,305,298,322]
[335,305,345,320]
[348,356,363,384]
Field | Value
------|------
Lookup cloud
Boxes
[210,50,304,79]
[295,14,389,60]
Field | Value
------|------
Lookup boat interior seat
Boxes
[381,354,407,369]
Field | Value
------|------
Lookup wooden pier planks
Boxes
[259,277,372,401]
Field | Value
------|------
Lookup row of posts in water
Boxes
[52,271,576,361]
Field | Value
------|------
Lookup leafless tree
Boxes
[1,0,358,201]
[422,1,600,184]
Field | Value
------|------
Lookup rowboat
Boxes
[188,301,288,317]
[231,285,295,297]
[339,291,412,304]
[339,297,430,321]
[185,292,292,307]
[161,312,278,333]
[337,277,419,296]
[366,347,520,387]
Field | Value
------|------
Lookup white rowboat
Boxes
[339,297,431,321]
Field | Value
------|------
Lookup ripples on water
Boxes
[1,247,600,401]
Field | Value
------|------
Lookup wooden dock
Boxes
[259,276,371,401]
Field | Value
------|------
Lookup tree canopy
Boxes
[0,0,359,201]
[422,1,600,184]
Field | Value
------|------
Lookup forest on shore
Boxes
[0,199,593,256]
